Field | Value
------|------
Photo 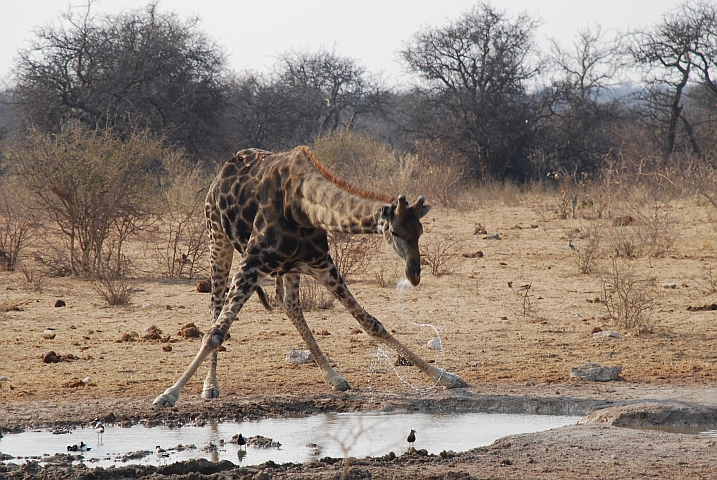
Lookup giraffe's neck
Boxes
[296,174,387,234]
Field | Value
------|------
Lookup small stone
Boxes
[394,354,413,366]
[142,325,163,341]
[42,328,56,340]
[54,299,66,307]
[426,337,442,350]
[178,323,202,339]
[662,283,677,289]
[41,351,61,363]
[196,280,211,293]
[570,362,622,381]
[593,330,619,338]
[162,345,173,352]
[285,349,314,364]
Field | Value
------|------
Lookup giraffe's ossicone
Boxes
[153,146,467,408]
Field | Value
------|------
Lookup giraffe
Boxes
[153,146,467,408]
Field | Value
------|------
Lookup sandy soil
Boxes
[2,198,717,479]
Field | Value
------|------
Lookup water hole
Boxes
[1,411,582,468]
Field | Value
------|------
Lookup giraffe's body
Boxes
[153,146,467,408]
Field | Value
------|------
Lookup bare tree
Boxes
[12,2,227,159]
[276,48,386,135]
[538,26,628,176]
[628,1,717,159]
[400,2,542,179]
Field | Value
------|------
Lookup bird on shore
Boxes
[407,429,416,447]
[94,418,105,442]
[155,445,170,462]
[237,433,247,450]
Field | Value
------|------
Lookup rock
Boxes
[483,233,501,240]
[142,325,163,341]
[246,435,281,448]
[579,401,717,426]
[42,328,57,339]
[178,323,202,339]
[116,332,139,342]
[285,349,314,364]
[662,283,677,289]
[593,330,619,338]
[686,303,717,311]
[54,299,66,307]
[61,377,85,388]
[162,345,172,352]
[394,354,413,366]
[426,337,442,350]
[196,279,211,293]
[41,351,61,363]
[570,362,622,381]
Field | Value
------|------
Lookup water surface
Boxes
[1,411,581,468]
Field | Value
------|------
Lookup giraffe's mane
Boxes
[294,146,396,204]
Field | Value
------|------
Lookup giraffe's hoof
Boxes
[153,391,178,408]
[436,370,468,389]
[331,378,351,392]
[201,386,220,400]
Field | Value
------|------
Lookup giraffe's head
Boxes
[381,195,431,286]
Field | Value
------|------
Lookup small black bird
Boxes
[237,433,247,450]
[407,429,416,447]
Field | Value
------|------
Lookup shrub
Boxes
[329,232,381,280]
[153,151,210,279]
[0,179,38,271]
[8,124,164,277]
[421,231,464,276]
[602,257,657,333]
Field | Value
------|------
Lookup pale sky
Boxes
[0,0,686,86]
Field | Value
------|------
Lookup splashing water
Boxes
[366,277,448,399]
[395,278,412,295]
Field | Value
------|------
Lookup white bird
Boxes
[155,445,170,459]
[94,418,105,442]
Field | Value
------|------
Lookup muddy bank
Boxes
[2,390,717,479]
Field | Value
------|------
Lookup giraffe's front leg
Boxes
[282,274,350,391]
[201,351,221,399]
[154,265,259,408]
[315,265,468,390]
[153,328,225,407]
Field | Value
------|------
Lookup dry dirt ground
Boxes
[2,197,717,479]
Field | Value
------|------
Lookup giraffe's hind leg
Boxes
[312,264,468,390]
[282,274,350,391]
[201,225,235,400]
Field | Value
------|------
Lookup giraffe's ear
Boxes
[415,196,431,218]
[382,201,397,219]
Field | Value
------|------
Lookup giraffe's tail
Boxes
[255,286,272,311]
